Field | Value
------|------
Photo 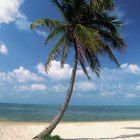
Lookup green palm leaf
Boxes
[82,47,101,77]
[98,42,120,67]
[30,18,64,30]
[60,39,69,67]
[45,29,63,45]
[78,50,90,80]
[98,29,126,51]
[88,0,115,12]
[74,24,97,51]
[31,0,126,78]
[45,34,65,72]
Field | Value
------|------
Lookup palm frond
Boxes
[60,39,69,67]
[45,28,63,45]
[31,0,126,80]
[83,48,101,77]
[30,18,65,30]
[98,29,126,52]
[45,34,65,72]
[98,42,120,67]
[74,24,97,51]
[88,0,115,12]
[51,0,65,12]
[78,49,90,80]
[92,14,121,34]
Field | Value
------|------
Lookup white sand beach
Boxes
[0,121,140,140]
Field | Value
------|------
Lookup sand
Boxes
[0,121,140,140]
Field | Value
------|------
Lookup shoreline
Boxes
[1,121,140,140]
[1,119,140,123]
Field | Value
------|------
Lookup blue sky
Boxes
[0,0,140,105]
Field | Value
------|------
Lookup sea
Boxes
[0,103,140,122]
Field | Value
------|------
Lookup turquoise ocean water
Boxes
[0,103,140,122]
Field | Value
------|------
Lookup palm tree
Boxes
[31,0,126,139]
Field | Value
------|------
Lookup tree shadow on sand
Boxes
[64,133,140,140]
[64,126,140,140]
[123,127,140,130]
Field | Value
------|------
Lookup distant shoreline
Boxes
[1,119,140,123]
[1,102,140,107]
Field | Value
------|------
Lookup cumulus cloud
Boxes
[87,63,140,98]
[121,63,140,74]
[30,84,46,91]
[37,61,72,80]
[36,63,46,75]
[0,42,8,55]
[135,83,140,91]
[124,93,137,99]
[0,0,22,23]
[16,84,47,92]
[0,0,31,30]
[100,92,116,97]
[48,61,72,80]
[37,61,90,80]
[9,66,44,82]
[0,66,44,83]
[52,84,66,93]
[0,72,11,81]
[36,61,93,80]
[1,62,140,103]
[76,67,91,78]
[15,13,31,30]
[36,30,48,37]
[75,82,96,91]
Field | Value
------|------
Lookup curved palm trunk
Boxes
[33,54,78,140]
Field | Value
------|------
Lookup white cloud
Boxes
[30,84,47,91]
[1,62,140,103]
[37,61,87,80]
[0,66,44,83]
[121,63,140,74]
[0,0,31,30]
[125,93,137,99]
[0,43,8,54]
[76,67,90,77]
[36,63,46,75]
[52,84,66,93]
[94,63,140,98]
[75,92,93,99]
[16,84,47,92]
[75,81,96,91]
[15,13,31,30]
[0,0,22,23]
[9,66,44,82]
[76,69,84,76]
[100,92,116,97]
[0,72,11,81]
[135,83,140,91]
[36,30,48,37]
[40,61,72,80]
